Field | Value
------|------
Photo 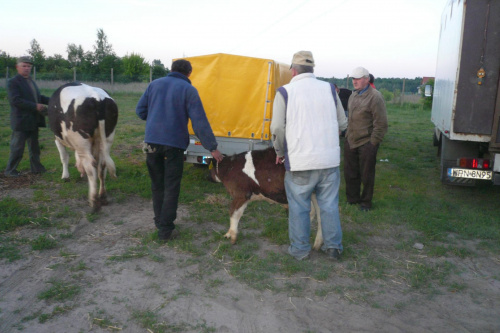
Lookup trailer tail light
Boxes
[458,158,491,170]
[196,155,211,165]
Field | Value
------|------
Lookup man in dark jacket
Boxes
[136,59,223,242]
[4,56,50,177]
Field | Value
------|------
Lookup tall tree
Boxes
[93,28,114,65]
[27,39,45,68]
[0,50,16,72]
[151,59,168,79]
[122,53,149,81]
[67,43,85,67]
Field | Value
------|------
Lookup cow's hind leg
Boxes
[55,139,70,181]
[225,198,249,244]
[311,193,324,251]
[97,158,108,206]
[80,152,99,212]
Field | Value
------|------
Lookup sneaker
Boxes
[325,248,341,260]
[158,229,180,243]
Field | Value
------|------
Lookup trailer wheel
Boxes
[433,131,440,147]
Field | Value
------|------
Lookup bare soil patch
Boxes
[0,175,499,333]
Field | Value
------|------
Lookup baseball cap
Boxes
[351,66,369,79]
[291,51,315,68]
[17,56,33,64]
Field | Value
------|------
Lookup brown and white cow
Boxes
[48,82,118,212]
[210,147,323,250]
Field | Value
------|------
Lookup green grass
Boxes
[0,241,22,262]
[131,309,187,333]
[37,279,81,302]
[1,92,499,320]
[0,198,50,232]
[89,308,123,331]
[31,234,58,250]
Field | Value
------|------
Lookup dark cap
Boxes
[17,56,33,64]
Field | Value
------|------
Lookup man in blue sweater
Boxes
[136,59,223,242]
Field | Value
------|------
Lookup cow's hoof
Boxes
[224,231,237,244]
[90,203,101,214]
[62,177,70,183]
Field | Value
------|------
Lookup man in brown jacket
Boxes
[344,66,388,211]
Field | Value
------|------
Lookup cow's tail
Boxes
[99,120,117,178]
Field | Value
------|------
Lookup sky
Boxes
[0,0,449,79]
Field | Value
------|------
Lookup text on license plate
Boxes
[448,168,492,180]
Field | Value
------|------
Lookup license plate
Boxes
[448,168,492,180]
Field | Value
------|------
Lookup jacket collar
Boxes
[167,72,191,84]
[290,72,316,83]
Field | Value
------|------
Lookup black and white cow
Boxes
[48,82,118,212]
[210,147,323,249]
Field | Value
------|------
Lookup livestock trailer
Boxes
[181,53,292,164]
[430,0,500,185]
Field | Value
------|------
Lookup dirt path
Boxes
[1,180,499,332]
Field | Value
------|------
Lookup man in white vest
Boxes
[271,51,347,260]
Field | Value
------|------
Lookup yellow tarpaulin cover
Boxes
[184,53,292,140]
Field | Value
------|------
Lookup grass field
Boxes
[0,86,499,331]
[1,86,499,273]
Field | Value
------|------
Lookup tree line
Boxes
[320,77,424,96]
[0,29,169,83]
[1,28,426,95]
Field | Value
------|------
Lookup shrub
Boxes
[379,88,394,102]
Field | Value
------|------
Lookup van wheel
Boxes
[433,131,439,147]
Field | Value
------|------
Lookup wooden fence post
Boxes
[400,78,406,106]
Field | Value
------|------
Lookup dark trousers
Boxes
[146,145,184,236]
[344,140,379,208]
[5,129,46,175]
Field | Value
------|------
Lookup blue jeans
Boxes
[284,167,343,259]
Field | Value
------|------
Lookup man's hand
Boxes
[211,149,224,163]
[36,104,48,116]
[276,156,285,164]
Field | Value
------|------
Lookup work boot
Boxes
[158,229,180,243]
[325,248,341,260]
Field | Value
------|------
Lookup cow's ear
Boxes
[208,160,213,170]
